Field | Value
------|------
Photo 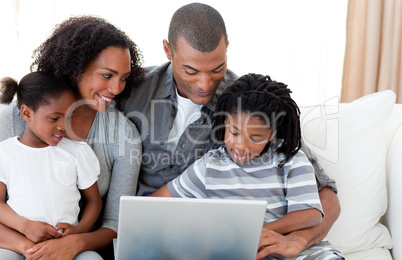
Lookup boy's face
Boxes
[21,91,76,148]
[164,36,228,105]
[224,112,274,164]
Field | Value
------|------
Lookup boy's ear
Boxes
[20,104,33,121]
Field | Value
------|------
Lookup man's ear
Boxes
[20,104,33,122]
[163,39,172,61]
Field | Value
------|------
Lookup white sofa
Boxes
[0,90,400,259]
[299,90,401,260]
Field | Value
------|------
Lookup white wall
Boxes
[0,0,348,105]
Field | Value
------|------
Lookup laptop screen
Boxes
[115,196,267,260]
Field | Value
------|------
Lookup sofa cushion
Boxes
[299,90,395,255]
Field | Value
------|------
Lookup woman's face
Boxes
[77,46,131,112]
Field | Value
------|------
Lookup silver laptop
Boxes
[115,196,267,260]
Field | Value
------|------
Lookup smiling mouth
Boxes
[233,151,248,160]
[97,93,113,103]
[53,134,63,142]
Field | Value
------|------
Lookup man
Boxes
[118,3,340,259]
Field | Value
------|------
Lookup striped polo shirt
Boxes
[167,145,324,223]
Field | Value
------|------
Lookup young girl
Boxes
[0,72,102,258]
[153,73,344,260]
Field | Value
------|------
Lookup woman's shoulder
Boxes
[90,105,141,151]
[0,100,25,142]
[99,105,140,135]
[0,100,20,118]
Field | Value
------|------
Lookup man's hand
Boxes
[256,229,306,260]
[26,235,80,260]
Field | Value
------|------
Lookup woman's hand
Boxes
[26,235,81,260]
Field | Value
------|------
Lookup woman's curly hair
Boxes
[30,15,144,99]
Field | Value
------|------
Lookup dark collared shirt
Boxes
[118,62,238,195]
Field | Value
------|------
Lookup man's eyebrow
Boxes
[102,68,131,76]
[183,62,226,72]
[212,62,226,71]
[183,65,199,72]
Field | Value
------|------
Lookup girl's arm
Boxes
[0,222,35,258]
[26,227,117,260]
[262,208,322,235]
[56,183,102,236]
[26,111,142,259]
[151,184,173,197]
[0,183,61,243]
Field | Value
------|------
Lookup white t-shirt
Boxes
[168,88,202,150]
[0,137,100,227]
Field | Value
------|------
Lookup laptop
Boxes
[114,196,267,260]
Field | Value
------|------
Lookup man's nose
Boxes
[197,73,213,91]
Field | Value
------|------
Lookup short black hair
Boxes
[0,72,73,112]
[213,73,302,167]
[30,15,144,99]
[168,3,227,53]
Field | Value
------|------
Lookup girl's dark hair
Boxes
[30,15,144,99]
[213,73,301,167]
[0,72,73,111]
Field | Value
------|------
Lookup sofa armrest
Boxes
[385,115,402,260]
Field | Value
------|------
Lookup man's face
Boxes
[164,36,228,105]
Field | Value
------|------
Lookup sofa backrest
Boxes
[299,90,395,256]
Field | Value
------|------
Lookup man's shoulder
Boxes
[143,62,171,83]
[118,62,173,115]
[131,62,173,98]
[224,68,238,83]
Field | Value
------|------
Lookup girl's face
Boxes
[224,112,274,164]
[77,46,131,112]
[20,91,76,148]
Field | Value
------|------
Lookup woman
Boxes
[0,16,144,259]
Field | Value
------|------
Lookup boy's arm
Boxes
[287,187,340,248]
[256,187,340,259]
[263,208,322,235]
[58,183,102,236]
[151,184,173,197]
[0,182,61,243]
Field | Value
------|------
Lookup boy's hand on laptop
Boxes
[256,229,305,259]
[22,220,62,243]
